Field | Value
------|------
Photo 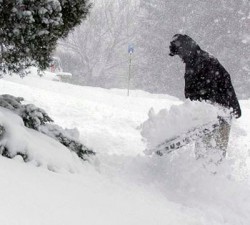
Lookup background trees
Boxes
[57,0,139,88]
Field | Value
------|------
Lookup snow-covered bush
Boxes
[39,124,95,160]
[20,104,54,130]
[0,0,91,73]
[0,94,53,129]
[0,94,95,162]
[0,107,85,172]
[0,94,24,111]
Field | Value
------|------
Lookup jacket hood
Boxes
[169,34,202,64]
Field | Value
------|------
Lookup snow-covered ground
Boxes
[0,74,250,225]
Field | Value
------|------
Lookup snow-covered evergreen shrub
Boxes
[0,94,95,161]
[39,124,95,160]
[0,94,24,111]
[0,94,53,129]
[0,0,91,73]
[21,104,54,130]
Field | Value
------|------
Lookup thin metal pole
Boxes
[0,43,3,76]
[127,52,132,96]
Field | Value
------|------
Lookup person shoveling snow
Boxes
[142,34,241,163]
[168,34,241,159]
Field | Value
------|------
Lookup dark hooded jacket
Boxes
[169,34,241,118]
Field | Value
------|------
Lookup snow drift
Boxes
[141,100,231,149]
[0,75,249,225]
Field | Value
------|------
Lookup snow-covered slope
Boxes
[0,75,250,225]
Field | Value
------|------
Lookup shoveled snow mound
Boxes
[141,100,231,149]
[0,107,82,173]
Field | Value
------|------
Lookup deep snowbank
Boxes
[0,155,219,225]
[0,75,249,225]
[98,150,250,225]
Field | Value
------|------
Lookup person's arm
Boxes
[216,63,241,118]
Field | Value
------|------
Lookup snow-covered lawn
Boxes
[0,75,250,225]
